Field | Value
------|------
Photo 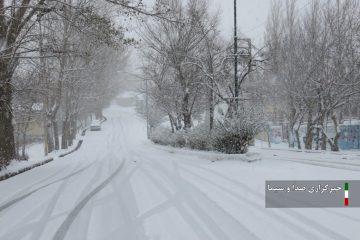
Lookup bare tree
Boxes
[265,0,360,151]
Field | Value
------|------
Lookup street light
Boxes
[234,0,239,106]
[145,78,150,139]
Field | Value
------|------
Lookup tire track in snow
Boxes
[138,164,215,240]
[134,146,352,240]
[170,160,261,240]
[0,191,70,240]
[1,115,109,203]
[12,164,70,193]
[179,165,323,240]
[52,158,125,240]
[99,115,147,239]
[29,175,72,240]
[62,160,105,239]
[83,155,143,239]
[0,161,76,207]
[130,151,222,240]
[0,160,98,213]
[145,172,218,239]
[106,155,146,240]
[179,161,352,240]
[0,161,103,240]
[0,113,119,239]
[72,152,122,238]
[64,112,132,239]
[139,155,260,240]
[159,147,360,227]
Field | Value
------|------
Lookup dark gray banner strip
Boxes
[265,180,360,208]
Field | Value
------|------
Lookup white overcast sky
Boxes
[138,0,271,46]
[127,0,272,74]
[208,0,271,47]
[137,0,312,47]
[127,0,310,74]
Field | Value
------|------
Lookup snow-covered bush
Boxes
[150,127,170,146]
[151,127,186,148]
[213,106,265,154]
[151,126,211,150]
[171,131,187,148]
[150,105,265,154]
[212,126,254,154]
[187,125,213,150]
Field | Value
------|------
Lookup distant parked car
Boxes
[90,120,101,131]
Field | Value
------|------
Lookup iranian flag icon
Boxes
[344,183,349,207]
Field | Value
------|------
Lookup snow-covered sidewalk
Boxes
[0,103,359,240]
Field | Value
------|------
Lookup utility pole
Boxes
[234,0,239,106]
[145,78,150,139]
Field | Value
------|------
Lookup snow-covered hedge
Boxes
[212,107,265,154]
[151,126,211,150]
[151,106,265,154]
[151,127,187,148]
[187,125,213,151]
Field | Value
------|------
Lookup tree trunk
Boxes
[21,132,27,160]
[295,129,301,149]
[0,75,16,168]
[315,112,326,150]
[329,113,340,152]
[288,106,296,148]
[68,116,77,146]
[318,115,327,150]
[169,114,175,133]
[266,129,272,148]
[288,129,295,148]
[209,103,214,131]
[53,119,60,150]
[68,129,73,146]
[315,91,322,150]
[182,92,192,130]
[20,116,32,159]
[208,86,215,131]
[183,112,192,130]
[61,119,69,150]
[15,126,20,159]
[176,114,182,131]
[315,127,320,150]
[225,100,236,120]
[44,119,54,155]
[305,110,313,150]
[321,129,327,150]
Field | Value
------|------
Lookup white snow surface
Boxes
[0,102,360,240]
[118,91,139,99]
[0,139,83,179]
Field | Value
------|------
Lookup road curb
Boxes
[59,140,84,158]
[0,158,54,182]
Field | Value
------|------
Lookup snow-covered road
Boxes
[0,103,359,240]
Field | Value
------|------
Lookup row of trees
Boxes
[0,0,170,168]
[265,0,360,151]
[140,0,265,153]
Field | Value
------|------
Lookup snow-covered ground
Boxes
[0,134,85,179]
[0,101,360,240]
